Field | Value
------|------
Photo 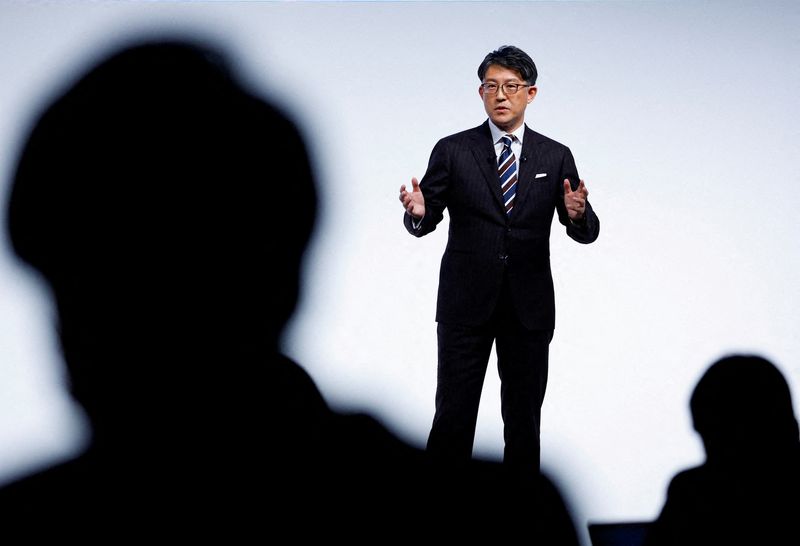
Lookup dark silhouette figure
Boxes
[1,39,579,542]
[645,355,800,546]
[1,39,317,534]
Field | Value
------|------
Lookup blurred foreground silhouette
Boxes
[0,39,579,542]
[645,354,800,546]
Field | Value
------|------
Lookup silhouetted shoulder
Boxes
[647,355,800,546]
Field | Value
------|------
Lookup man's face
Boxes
[479,64,537,133]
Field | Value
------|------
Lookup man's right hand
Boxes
[399,177,425,220]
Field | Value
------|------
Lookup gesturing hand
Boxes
[399,177,426,220]
[563,179,588,221]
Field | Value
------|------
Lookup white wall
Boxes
[1,1,798,543]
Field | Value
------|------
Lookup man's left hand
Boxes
[563,179,588,221]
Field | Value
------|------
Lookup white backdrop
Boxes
[1,1,798,543]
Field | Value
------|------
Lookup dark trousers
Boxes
[427,280,552,470]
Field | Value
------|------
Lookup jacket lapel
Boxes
[510,125,541,216]
[470,122,506,213]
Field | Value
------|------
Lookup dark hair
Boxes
[7,39,317,355]
[478,45,538,85]
[690,354,797,437]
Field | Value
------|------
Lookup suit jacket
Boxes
[404,121,599,330]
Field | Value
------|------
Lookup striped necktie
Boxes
[498,134,518,215]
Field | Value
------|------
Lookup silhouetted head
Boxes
[691,354,799,463]
[6,39,317,434]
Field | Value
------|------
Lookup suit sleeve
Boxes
[555,146,600,244]
[403,139,450,237]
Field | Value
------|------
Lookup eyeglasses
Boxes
[480,82,531,95]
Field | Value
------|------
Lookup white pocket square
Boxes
[534,173,547,179]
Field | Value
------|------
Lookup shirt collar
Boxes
[488,119,525,146]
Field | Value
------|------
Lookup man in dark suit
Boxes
[399,45,599,470]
